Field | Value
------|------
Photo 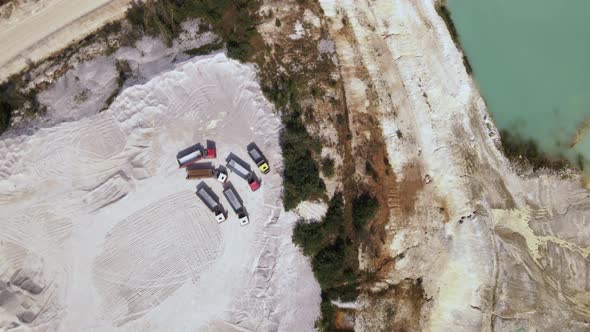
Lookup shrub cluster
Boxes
[293,194,359,291]
[321,157,335,178]
[293,193,376,330]
[0,78,41,133]
[500,129,570,171]
[352,192,379,230]
[126,0,261,61]
[281,108,325,210]
[293,191,380,330]
[262,73,325,210]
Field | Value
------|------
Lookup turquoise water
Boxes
[446,0,590,169]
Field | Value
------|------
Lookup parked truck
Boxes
[226,156,260,191]
[176,143,216,168]
[195,184,226,223]
[222,184,249,226]
[247,143,269,174]
[186,163,214,180]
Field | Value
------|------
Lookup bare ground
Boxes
[0,0,132,81]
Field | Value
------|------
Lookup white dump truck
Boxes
[223,185,249,226]
[196,185,226,223]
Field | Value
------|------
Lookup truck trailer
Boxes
[196,185,226,223]
[226,156,260,191]
[177,143,216,168]
[223,184,249,226]
[186,164,214,179]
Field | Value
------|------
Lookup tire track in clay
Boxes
[0,207,72,328]
[93,191,223,326]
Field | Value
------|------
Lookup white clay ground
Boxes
[0,54,320,331]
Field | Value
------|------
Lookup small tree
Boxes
[352,193,379,230]
[321,157,335,178]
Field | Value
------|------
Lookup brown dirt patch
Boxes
[396,164,424,217]
[334,309,355,330]
[361,278,427,332]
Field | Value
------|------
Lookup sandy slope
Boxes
[0,0,132,81]
[321,0,590,330]
[0,54,320,331]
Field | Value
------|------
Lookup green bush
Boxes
[292,221,325,256]
[281,109,325,210]
[293,193,361,330]
[262,74,297,110]
[261,73,325,210]
[125,0,261,61]
[352,192,379,230]
[315,293,335,332]
[313,237,358,289]
[0,77,41,134]
[292,193,359,290]
[322,157,335,178]
[293,194,344,256]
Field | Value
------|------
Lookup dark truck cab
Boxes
[247,143,269,174]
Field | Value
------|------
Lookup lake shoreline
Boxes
[437,0,589,183]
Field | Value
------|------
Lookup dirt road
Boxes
[0,0,132,81]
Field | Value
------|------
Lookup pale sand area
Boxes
[0,0,132,81]
[0,54,320,331]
